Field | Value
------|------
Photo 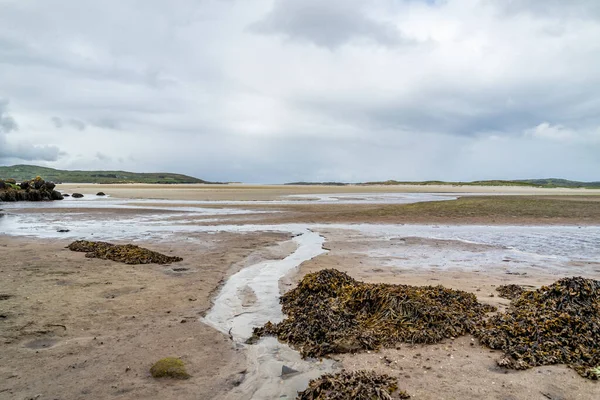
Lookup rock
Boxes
[72,193,84,198]
[281,365,299,377]
[96,192,106,196]
[57,229,70,233]
[63,194,70,197]
[33,177,45,189]
[0,176,63,203]
[0,180,5,190]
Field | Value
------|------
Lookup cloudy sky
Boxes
[1,0,599,183]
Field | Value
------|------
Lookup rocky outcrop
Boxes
[0,176,64,202]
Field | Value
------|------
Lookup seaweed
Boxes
[150,357,190,379]
[67,240,182,265]
[495,284,527,300]
[477,277,600,379]
[251,269,495,358]
[296,370,409,400]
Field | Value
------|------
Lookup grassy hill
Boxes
[362,179,600,189]
[0,164,209,184]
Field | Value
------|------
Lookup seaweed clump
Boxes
[150,357,190,379]
[67,240,182,265]
[477,277,600,379]
[251,269,495,358]
[495,284,526,300]
[297,370,408,400]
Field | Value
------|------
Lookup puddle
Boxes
[24,338,59,349]
[203,229,336,399]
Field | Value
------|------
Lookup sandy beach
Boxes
[1,185,599,399]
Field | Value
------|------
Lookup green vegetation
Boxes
[149,357,190,379]
[272,196,600,225]
[363,179,600,189]
[0,164,209,184]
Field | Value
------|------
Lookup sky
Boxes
[1,0,599,183]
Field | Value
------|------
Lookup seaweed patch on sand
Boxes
[477,277,600,379]
[296,370,409,400]
[495,284,527,300]
[67,240,183,265]
[250,269,495,358]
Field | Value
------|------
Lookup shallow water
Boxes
[203,229,336,399]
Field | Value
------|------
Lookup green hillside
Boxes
[0,164,209,184]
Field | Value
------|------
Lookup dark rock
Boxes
[33,177,45,189]
[72,193,84,198]
[0,177,63,202]
[281,365,299,377]
[51,190,64,200]
[96,192,106,196]
[63,194,71,197]
[0,180,5,190]
[57,229,70,233]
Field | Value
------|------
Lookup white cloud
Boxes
[0,0,599,181]
[525,123,576,141]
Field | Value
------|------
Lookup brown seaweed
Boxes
[495,284,527,300]
[296,370,409,400]
[250,269,495,358]
[477,276,600,379]
[67,240,182,265]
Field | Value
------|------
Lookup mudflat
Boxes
[56,183,600,201]
[0,232,291,400]
[1,184,599,399]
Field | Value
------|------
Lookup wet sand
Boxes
[1,185,599,399]
[0,233,291,400]
[55,183,600,201]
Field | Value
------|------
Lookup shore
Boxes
[1,185,599,399]
[0,233,291,399]
[55,183,600,201]
[286,229,600,399]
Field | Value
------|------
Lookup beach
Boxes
[1,184,599,399]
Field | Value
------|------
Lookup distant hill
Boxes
[362,179,600,189]
[0,164,209,184]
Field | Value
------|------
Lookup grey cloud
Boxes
[494,0,600,19]
[0,100,18,133]
[95,152,111,161]
[1,0,599,181]
[92,118,121,130]
[250,0,407,49]
[0,142,61,162]
[1,100,61,162]
[51,117,86,131]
